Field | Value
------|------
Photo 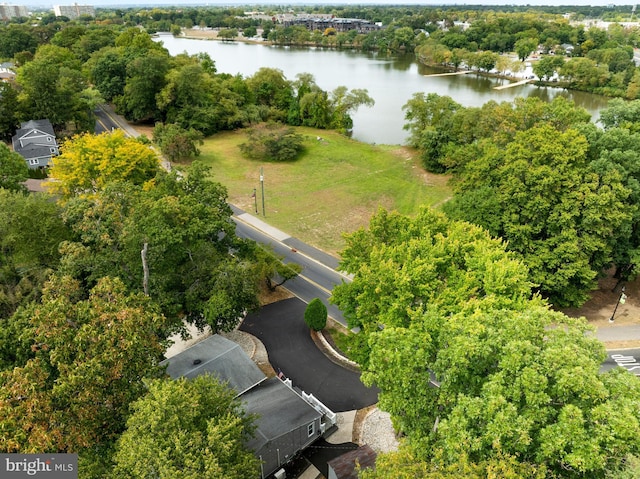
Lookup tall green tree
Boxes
[16,44,90,130]
[0,144,28,193]
[332,207,535,366]
[445,124,631,306]
[0,276,167,454]
[59,162,258,332]
[118,50,170,122]
[0,189,70,320]
[0,83,20,142]
[111,376,260,479]
[246,67,294,122]
[333,207,640,478]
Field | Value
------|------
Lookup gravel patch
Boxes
[359,407,399,453]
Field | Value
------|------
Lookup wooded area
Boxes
[2,5,640,478]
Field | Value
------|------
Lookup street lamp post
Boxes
[609,285,627,323]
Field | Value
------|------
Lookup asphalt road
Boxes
[94,106,119,134]
[601,348,640,376]
[232,206,351,327]
[240,297,378,412]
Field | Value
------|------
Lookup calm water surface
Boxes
[156,34,612,145]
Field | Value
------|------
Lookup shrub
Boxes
[239,122,304,162]
[304,298,327,331]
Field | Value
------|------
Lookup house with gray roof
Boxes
[12,119,59,169]
[161,334,337,478]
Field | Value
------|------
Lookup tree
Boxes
[0,190,69,320]
[111,376,260,479]
[0,83,20,142]
[332,207,535,366]
[0,276,167,454]
[446,124,631,306]
[332,207,640,478]
[218,28,238,41]
[514,37,539,61]
[59,163,258,332]
[0,25,38,58]
[304,298,327,331]
[328,86,375,133]
[402,93,463,172]
[118,50,170,122]
[532,55,564,81]
[239,123,305,162]
[89,47,128,102]
[153,122,204,163]
[472,51,499,72]
[0,144,28,193]
[246,67,294,122]
[16,44,91,130]
[47,130,160,198]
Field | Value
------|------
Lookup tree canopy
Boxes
[0,143,28,193]
[332,207,640,478]
[0,276,167,454]
[111,375,259,479]
[57,161,259,333]
[445,124,631,306]
[47,131,160,198]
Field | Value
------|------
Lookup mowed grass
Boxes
[199,126,451,256]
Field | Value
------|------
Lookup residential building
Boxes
[279,13,382,33]
[53,3,94,19]
[161,334,337,479]
[0,62,15,82]
[12,119,59,170]
[0,4,28,20]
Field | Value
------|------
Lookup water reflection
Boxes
[156,35,612,145]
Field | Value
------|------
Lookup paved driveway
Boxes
[240,297,378,412]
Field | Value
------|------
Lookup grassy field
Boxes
[198,126,451,256]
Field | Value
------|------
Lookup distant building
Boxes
[12,119,59,170]
[53,3,95,19]
[0,4,28,20]
[278,13,382,33]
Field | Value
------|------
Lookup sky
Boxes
[11,1,640,8]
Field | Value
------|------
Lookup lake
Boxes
[155,34,612,145]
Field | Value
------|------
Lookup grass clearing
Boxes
[199,126,451,255]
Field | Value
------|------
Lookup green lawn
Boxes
[199,126,451,256]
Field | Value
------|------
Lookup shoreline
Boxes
[172,30,607,97]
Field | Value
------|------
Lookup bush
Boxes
[304,298,327,331]
[239,122,305,162]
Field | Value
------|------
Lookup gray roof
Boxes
[19,119,55,136]
[14,144,55,159]
[242,377,322,452]
[161,335,266,396]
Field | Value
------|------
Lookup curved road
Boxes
[240,297,378,412]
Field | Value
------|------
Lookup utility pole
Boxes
[260,167,265,216]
